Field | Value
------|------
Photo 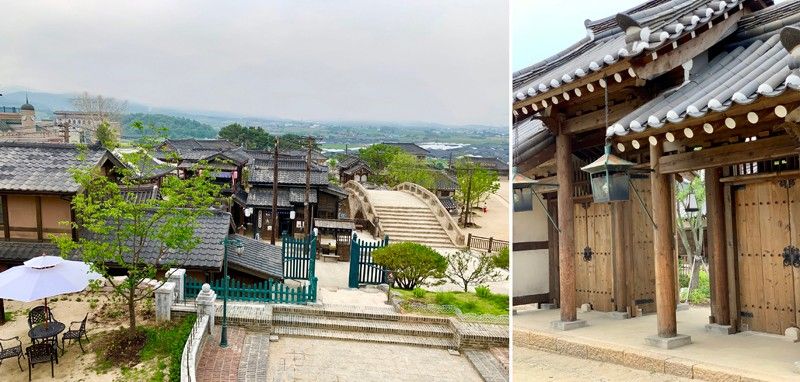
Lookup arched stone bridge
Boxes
[343,181,465,248]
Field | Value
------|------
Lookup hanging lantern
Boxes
[581,144,635,203]
[683,193,699,213]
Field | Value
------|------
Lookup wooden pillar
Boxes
[556,132,577,322]
[650,143,677,337]
[706,167,730,325]
[612,203,628,313]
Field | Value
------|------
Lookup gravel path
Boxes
[513,347,693,382]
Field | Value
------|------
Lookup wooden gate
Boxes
[348,233,389,288]
[282,232,317,280]
[336,234,351,261]
[627,176,656,314]
[733,179,800,334]
[573,202,613,311]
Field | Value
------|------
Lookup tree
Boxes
[454,158,500,226]
[53,124,221,330]
[95,121,118,149]
[385,152,435,189]
[676,173,707,303]
[71,92,127,136]
[445,249,504,292]
[280,133,319,151]
[123,113,216,139]
[218,123,274,150]
[358,144,403,175]
[371,243,447,290]
[493,247,509,270]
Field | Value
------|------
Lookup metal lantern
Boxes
[683,193,699,213]
[581,144,635,203]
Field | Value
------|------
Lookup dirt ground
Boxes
[463,177,510,242]
[0,288,159,382]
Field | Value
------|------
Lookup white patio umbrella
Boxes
[0,255,101,303]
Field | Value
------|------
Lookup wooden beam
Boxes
[634,12,741,80]
[611,203,628,313]
[563,101,642,135]
[706,168,730,326]
[556,131,577,322]
[658,135,798,174]
[651,143,678,338]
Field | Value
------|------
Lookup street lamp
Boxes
[219,237,244,348]
[581,144,635,203]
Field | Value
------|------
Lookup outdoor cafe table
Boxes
[28,321,65,350]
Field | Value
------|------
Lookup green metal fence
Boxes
[184,275,318,304]
[348,233,389,288]
[282,232,317,280]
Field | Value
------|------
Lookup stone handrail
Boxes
[394,182,466,246]
[180,315,209,382]
[343,180,385,237]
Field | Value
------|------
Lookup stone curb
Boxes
[513,329,776,382]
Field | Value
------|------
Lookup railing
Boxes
[394,182,466,246]
[180,314,208,382]
[343,180,386,237]
[467,233,509,253]
[185,276,318,304]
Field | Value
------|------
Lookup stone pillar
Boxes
[154,281,175,322]
[196,283,217,335]
[167,268,186,303]
[646,143,690,349]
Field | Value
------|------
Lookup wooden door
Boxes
[574,202,613,311]
[733,179,799,334]
[628,177,657,314]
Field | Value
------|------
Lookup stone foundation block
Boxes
[664,357,697,379]
[585,341,625,365]
[555,337,587,358]
[645,334,692,349]
[550,319,587,331]
[705,323,735,335]
[622,350,667,373]
[607,311,630,320]
[539,303,557,310]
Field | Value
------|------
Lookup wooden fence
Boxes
[467,233,508,253]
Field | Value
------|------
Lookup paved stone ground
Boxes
[514,346,693,382]
[238,333,271,382]
[197,326,247,381]
[266,336,482,382]
[464,349,509,382]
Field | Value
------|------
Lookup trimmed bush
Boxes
[493,247,509,270]
[372,242,446,290]
[475,284,492,298]
[412,287,426,298]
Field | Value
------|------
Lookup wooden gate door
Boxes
[348,233,389,288]
[733,179,799,334]
[574,202,613,311]
[282,233,317,280]
[336,234,351,261]
[628,176,657,314]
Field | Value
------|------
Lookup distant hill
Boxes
[122,113,217,139]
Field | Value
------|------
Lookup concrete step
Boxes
[380,218,441,225]
[381,224,448,232]
[388,237,455,247]
[272,304,448,323]
[374,206,431,212]
[272,313,453,338]
[272,326,457,349]
[383,231,451,241]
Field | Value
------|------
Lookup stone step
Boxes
[382,230,450,239]
[374,206,431,212]
[376,212,440,219]
[389,238,455,247]
[380,218,441,225]
[272,326,457,349]
[272,304,449,324]
[380,224,448,233]
[272,313,453,338]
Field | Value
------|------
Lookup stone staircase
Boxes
[373,205,455,247]
[271,305,458,349]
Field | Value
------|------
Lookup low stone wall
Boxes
[180,315,209,382]
[450,318,509,349]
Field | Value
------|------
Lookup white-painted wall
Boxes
[512,190,550,299]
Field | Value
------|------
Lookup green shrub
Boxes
[493,247,509,270]
[435,292,456,306]
[679,273,690,288]
[688,270,711,304]
[372,242,446,290]
[412,287,426,298]
[475,285,492,298]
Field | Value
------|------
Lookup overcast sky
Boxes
[0,1,509,126]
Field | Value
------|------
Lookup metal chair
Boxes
[0,336,24,372]
[61,314,90,355]
[27,306,54,329]
[25,343,57,381]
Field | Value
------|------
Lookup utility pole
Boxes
[304,136,313,234]
[462,166,474,227]
[271,138,280,245]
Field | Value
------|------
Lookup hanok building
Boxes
[335,155,373,183]
[512,0,800,347]
[155,139,250,197]
[382,142,430,160]
[462,155,510,177]
[433,170,460,215]
[238,156,347,238]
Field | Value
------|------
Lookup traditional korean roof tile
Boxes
[0,241,60,263]
[513,117,554,167]
[0,142,117,193]
[249,159,329,185]
[462,156,507,171]
[434,171,458,191]
[512,0,750,100]
[382,142,430,156]
[342,162,372,176]
[314,218,355,231]
[227,234,283,279]
[245,187,318,208]
[438,196,458,211]
[164,139,238,151]
[608,3,800,137]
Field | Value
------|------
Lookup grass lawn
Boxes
[394,288,508,316]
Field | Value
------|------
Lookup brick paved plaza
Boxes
[266,337,483,382]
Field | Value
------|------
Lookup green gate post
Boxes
[348,233,361,288]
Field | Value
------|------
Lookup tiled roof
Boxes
[249,159,329,185]
[513,0,748,99]
[434,171,458,191]
[246,187,318,208]
[342,162,372,176]
[382,142,430,156]
[227,234,283,279]
[0,241,61,263]
[439,196,458,211]
[0,142,115,193]
[164,139,237,151]
[513,117,553,167]
[608,8,800,137]
[462,156,507,170]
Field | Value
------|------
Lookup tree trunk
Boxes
[128,289,136,329]
[0,298,5,325]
